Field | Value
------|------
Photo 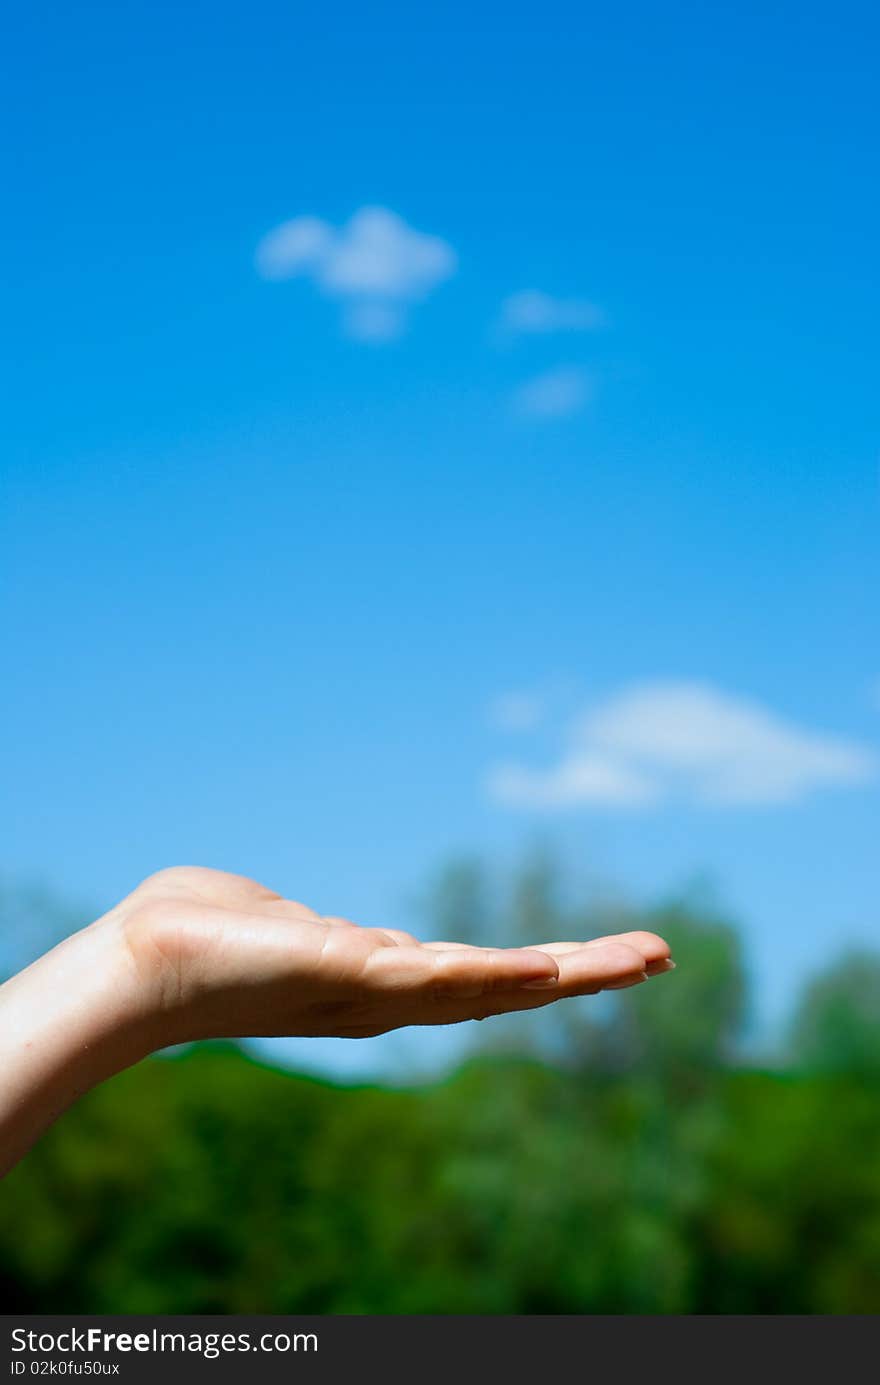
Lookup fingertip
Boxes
[553,939,650,993]
[628,930,672,963]
[595,941,649,973]
[583,930,671,964]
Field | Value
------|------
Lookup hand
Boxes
[118,866,674,1041]
[0,865,674,1176]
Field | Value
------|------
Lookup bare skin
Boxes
[0,866,674,1177]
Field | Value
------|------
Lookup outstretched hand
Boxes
[119,867,674,1041]
[0,865,674,1176]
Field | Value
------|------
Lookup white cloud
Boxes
[255,206,456,342]
[514,366,593,419]
[488,754,656,808]
[254,216,335,280]
[317,208,455,299]
[487,680,878,811]
[500,290,605,335]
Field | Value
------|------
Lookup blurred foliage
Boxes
[1,858,878,1313]
[789,951,880,1078]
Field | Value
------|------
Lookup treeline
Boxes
[0,859,878,1312]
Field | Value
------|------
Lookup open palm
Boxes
[116,866,673,1043]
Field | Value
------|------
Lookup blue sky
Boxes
[3,1,878,1075]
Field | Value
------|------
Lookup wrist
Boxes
[76,912,175,1060]
[0,916,165,1176]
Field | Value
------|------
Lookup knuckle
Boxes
[357,926,390,949]
[380,929,417,946]
[429,955,485,1002]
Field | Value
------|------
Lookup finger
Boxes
[414,941,660,1028]
[526,931,670,966]
[585,930,670,965]
[485,940,649,1009]
[365,944,560,1000]
[415,940,657,1004]
[553,942,648,994]
[328,953,670,1039]
[422,931,670,964]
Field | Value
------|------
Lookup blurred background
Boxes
[2,0,879,1311]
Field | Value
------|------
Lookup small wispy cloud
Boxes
[514,366,593,419]
[490,753,656,808]
[255,206,456,342]
[499,290,605,336]
[487,680,878,810]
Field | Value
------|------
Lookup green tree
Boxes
[597,894,748,1078]
[789,950,880,1076]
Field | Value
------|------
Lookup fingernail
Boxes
[520,974,559,990]
[605,971,649,989]
[644,958,676,977]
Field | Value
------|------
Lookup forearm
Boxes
[0,919,159,1178]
